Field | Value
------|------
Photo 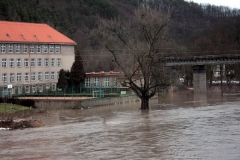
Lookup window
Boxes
[17,58,21,68]
[38,85,43,92]
[25,86,30,93]
[44,58,49,67]
[37,58,42,67]
[17,86,22,94]
[37,44,41,53]
[57,71,59,79]
[1,44,6,53]
[113,77,117,87]
[49,45,54,53]
[45,72,49,80]
[43,45,48,53]
[16,44,20,53]
[24,58,29,67]
[17,73,21,82]
[46,85,50,90]
[32,86,36,93]
[2,73,7,83]
[9,59,14,68]
[25,73,29,82]
[38,72,42,81]
[51,58,55,66]
[51,72,55,80]
[2,59,7,68]
[3,86,7,96]
[8,44,13,53]
[30,44,35,53]
[55,45,60,53]
[56,58,61,67]
[31,58,35,67]
[52,84,56,91]
[10,73,14,82]
[85,77,90,87]
[23,44,28,53]
[32,72,36,81]
[94,77,100,86]
[104,77,109,87]
[11,87,15,95]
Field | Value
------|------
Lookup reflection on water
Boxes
[1,93,240,160]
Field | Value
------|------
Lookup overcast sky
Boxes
[185,0,240,9]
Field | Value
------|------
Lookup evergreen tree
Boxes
[57,69,68,90]
[70,51,86,86]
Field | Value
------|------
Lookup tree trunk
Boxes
[140,96,150,109]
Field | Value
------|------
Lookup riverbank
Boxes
[0,119,44,130]
[0,108,51,130]
[0,95,139,129]
[0,104,30,113]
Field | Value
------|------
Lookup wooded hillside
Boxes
[0,0,240,71]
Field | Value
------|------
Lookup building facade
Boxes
[85,71,120,88]
[84,71,122,97]
[213,64,226,78]
[0,21,76,97]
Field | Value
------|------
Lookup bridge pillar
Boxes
[193,65,207,93]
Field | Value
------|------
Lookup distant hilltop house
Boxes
[0,21,76,97]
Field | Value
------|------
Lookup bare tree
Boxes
[93,8,175,109]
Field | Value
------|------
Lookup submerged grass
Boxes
[0,103,30,113]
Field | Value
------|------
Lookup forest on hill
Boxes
[0,0,240,73]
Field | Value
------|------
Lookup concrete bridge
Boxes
[164,54,240,93]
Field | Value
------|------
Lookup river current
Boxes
[1,93,240,159]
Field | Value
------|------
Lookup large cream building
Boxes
[0,21,76,97]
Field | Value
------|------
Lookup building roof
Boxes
[0,21,77,45]
[86,71,120,77]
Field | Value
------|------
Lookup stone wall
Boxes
[193,66,207,93]
[34,96,140,110]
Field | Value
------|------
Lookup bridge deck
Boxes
[165,54,240,66]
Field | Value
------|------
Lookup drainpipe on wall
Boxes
[29,44,32,95]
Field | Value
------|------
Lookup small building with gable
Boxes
[85,71,120,88]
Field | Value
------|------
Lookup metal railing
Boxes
[4,86,132,98]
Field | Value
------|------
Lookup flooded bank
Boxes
[1,93,240,159]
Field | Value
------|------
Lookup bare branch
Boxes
[94,8,175,109]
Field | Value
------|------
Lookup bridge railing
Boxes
[164,54,240,63]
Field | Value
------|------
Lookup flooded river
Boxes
[1,93,240,159]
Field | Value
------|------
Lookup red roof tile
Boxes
[0,21,77,45]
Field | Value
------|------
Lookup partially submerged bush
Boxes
[0,119,44,130]
[0,98,35,108]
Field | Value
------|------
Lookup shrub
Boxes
[0,98,35,108]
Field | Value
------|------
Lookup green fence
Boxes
[8,86,132,98]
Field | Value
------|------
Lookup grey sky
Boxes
[185,0,240,9]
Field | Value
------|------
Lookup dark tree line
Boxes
[57,51,86,91]
[1,0,239,54]
[70,51,86,86]
[1,0,240,88]
[200,4,240,17]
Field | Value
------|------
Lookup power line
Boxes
[72,49,240,57]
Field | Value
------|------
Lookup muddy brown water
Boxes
[1,93,240,159]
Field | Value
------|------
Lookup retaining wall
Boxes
[35,96,140,110]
